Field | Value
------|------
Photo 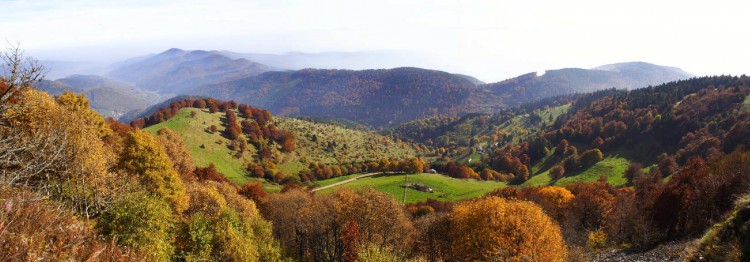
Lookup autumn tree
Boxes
[657,153,678,176]
[177,182,282,261]
[247,163,265,178]
[448,197,567,261]
[194,163,230,183]
[550,165,565,179]
[411,213,452,261]
[97,192,175,261]
[565,181,618,243]
[1,89,118,217]
[579,148,604,167]
[118,130,188,213]
[0,186,145,261]
[402,157,426,174]
[531,186,575,221]
[279,131,296,153]
[157,128,196,179]
[555,139,569,156]
[624,162,643,185]
[238,182,268,203]
[341,221,362,262]
[332,188,414,252]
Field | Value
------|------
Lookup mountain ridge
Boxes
[107,48,276,94]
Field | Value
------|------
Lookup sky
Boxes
[2,0,749,82]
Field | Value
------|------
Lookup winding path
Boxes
[311,172,380,192]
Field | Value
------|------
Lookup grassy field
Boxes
[315,173,505,203]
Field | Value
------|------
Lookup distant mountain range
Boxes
[38,75,163,118]
[107,48,275,94]
[189,58,693,127]
[216,50,438,72]
[482,62,694,107]
[38,48,695,127]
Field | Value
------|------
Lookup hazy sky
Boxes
[2,0,749,82]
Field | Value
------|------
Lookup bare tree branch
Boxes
[0,42,46,103]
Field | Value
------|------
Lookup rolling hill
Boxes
[142,107,419,187]
[108,48,275,94]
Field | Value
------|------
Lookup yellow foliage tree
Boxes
[157,127,196,179]
[98,192,175,261]
[449,197,568,261]
[535,186,575,220]
[2,89,117,217]
[118,129,188,213]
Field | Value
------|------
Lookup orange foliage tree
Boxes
[448,197,567,261]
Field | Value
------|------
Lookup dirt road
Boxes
[311,173,379,192]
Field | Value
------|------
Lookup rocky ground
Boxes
[581,240,696,262]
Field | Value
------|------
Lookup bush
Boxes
[97,192,175,261]
[587,229,608,249]
[0,187,144,261]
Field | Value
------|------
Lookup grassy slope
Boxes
[523,156,630,187]
[145,108,418,186]
[523,142,656,187]
[316,173,505,203]
[144,108,256,184]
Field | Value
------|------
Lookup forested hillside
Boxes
[193,67,492,127]
[188,61,690,128]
